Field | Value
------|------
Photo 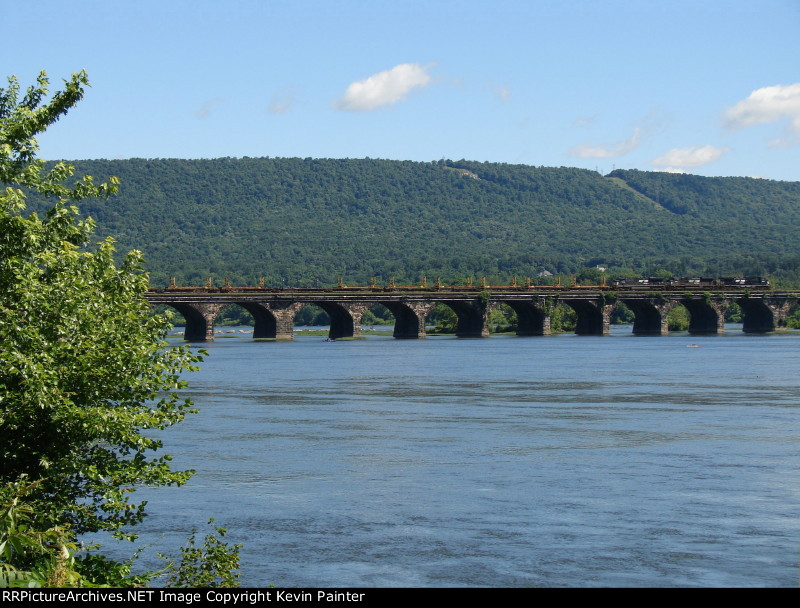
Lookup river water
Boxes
[113,326,800,587]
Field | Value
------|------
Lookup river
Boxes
[106,326,800,587]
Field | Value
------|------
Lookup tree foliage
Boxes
[0,72,207,583]
[159,519,242,588]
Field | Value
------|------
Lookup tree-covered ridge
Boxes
[608,168,800,218]
[23,158,800,287]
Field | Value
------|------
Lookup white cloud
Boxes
[194,98,223,118]
[569,127,642,158]
[268,86,298,115]
[723,83,800,146]
[572,115,597,127]
[491,84,511,103]
[652,145,728,169]
[334,63,433,111]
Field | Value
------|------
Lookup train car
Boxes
[219,286,270,292]
[676,277,717,287]
[161,285,212,292]
[610,277,654,288]
[719,277,769,287]
[612,276,770,290]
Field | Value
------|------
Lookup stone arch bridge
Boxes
[145,286,798,341]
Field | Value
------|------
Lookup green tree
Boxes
[550,303,577,333]
[667,305,690,331]
[159,519,242,588]
[0,72,206,581]
[428,304,457,333]
[575,267,604,286]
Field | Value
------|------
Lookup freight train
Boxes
[610,277,769,289]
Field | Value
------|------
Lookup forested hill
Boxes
[24,158,800,287]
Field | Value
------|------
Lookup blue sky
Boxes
[3,0,799,180]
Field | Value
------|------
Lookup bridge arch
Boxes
[561,299,613,335]
[680,297,725,334]
[305,301,369,340]
[211,302,293,339]
[157,300,304,341]
[250,301,302,339]
[498,299,553,335]
[379,301,434,339]
[417,300,489,337]
[362,303,395,328]
[620,298,676,336]
[487,302,519,334]
[445,300,490,337]
[738,297,793,333]
[161,302,226,341]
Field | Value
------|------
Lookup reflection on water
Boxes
[104,329,800,587]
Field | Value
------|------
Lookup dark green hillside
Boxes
[23,158,800,286]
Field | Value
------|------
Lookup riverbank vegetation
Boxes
[0,72,240,587]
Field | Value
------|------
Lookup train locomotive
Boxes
[610,276,769,289]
